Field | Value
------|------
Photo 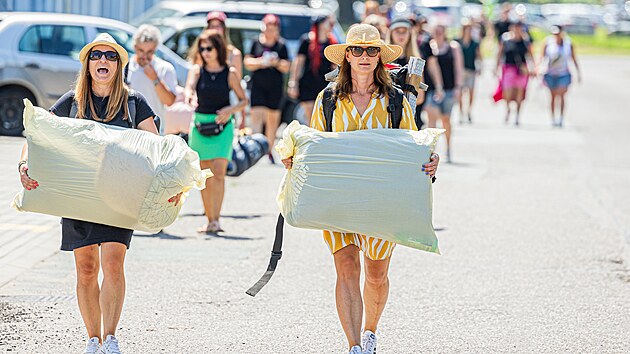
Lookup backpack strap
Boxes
[127,90,137,129]
[69,100,78,118]
[387,87,405,129]
[322,84,336,132]
[246,213,285,297]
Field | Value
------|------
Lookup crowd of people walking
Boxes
[16,4,582,353]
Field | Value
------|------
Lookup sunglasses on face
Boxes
[88,50,119,62]
[347,46,380,58]
[199,46,214,53]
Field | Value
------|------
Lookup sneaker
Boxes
[362,330,377,354]
[349,345,363,354]
[82,337,100,354]
[100,335,121,354]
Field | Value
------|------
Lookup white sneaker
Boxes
[362,330,377,354]
[82,337,100,354]
[100,335,122,354]
[349,345,363,354]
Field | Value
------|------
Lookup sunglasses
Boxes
[347,46,380,58]
[199,46,214,53]
[88,50,119,62]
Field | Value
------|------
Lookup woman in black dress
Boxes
[18,33,181,354]
[244,14,290,163]
[287,15,337,125]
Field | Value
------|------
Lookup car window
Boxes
[164,26,204,59]
[18,25,86,59]
[187,11,311,40]
[96,28,135,54]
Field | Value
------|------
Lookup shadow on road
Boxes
[178,213,269,220]
[203,233,262,241]
[133,231,187,240]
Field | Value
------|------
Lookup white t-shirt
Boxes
[127,56,178,134]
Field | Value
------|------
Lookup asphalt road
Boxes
[1,55,629,353]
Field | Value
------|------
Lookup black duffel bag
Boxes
[227,133,269,177]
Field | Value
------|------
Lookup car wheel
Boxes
[0,87,34,136]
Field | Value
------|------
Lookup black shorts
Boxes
[61,218,133,251]
[251,83,283,110]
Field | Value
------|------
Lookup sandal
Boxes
[197,222,220,234]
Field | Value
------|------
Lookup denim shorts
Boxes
[425,89,455,115]
[543,73,572,90]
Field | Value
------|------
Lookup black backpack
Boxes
[321,65,419,132]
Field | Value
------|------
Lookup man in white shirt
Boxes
[127,24,177,135]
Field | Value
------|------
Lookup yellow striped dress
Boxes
[310,89,418,260]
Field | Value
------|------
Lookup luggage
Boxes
[227,133,269,177]
[275,121,443,253]
[12,99,212,233]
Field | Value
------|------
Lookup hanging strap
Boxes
[246,213,285,297]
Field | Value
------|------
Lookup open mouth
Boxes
[97,68,109,74]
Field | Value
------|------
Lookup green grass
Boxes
[530,27,630,55]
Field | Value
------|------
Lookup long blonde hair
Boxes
[73,54,128,122]
[334,58,392,100]
[387,28,420,59]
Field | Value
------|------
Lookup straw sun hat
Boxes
[324,24,403,66]
[79,33,129,68]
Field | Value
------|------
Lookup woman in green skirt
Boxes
[185,29,248,233]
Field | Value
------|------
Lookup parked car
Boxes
[130,0,346,59]
[160,17,262,63]
[0,12,191,136]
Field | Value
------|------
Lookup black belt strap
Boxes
[246,213,284,297]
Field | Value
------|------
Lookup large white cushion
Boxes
[12,99,212,233]
[276,121,443,253]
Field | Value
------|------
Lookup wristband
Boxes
[18,160,27,173]
[152,79,160,86]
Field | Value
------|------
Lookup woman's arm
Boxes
[18,143,38,190]
[570,43,581,83]
[215,68,249,124]
[537,42,548,76]
[244,54,265,71]
[136,117,159,134]
[495,42,504,75]
[288,54,306,99]
[274,58,291,74]
[184,64,201,107]
[231,48,243,77]
[451,41,465,92]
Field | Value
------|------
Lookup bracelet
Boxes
[18,160,27,173]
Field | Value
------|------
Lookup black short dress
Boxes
[49,90,155,251]
[296,34,334,102]
[248,38,289,110]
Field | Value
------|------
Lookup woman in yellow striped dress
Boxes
[282,24,439,354]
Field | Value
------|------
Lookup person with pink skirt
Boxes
[495,21,534,126]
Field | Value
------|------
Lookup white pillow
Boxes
[12,99,212,233]
[276,121,443,253]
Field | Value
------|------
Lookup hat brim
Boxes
[79,41,129,68]
[324,43,403,66]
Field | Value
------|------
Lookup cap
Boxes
[207,11,227,23]
[389,18,412,31]
[262,14,280,25]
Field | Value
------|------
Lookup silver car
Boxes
[0,12,191,136]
